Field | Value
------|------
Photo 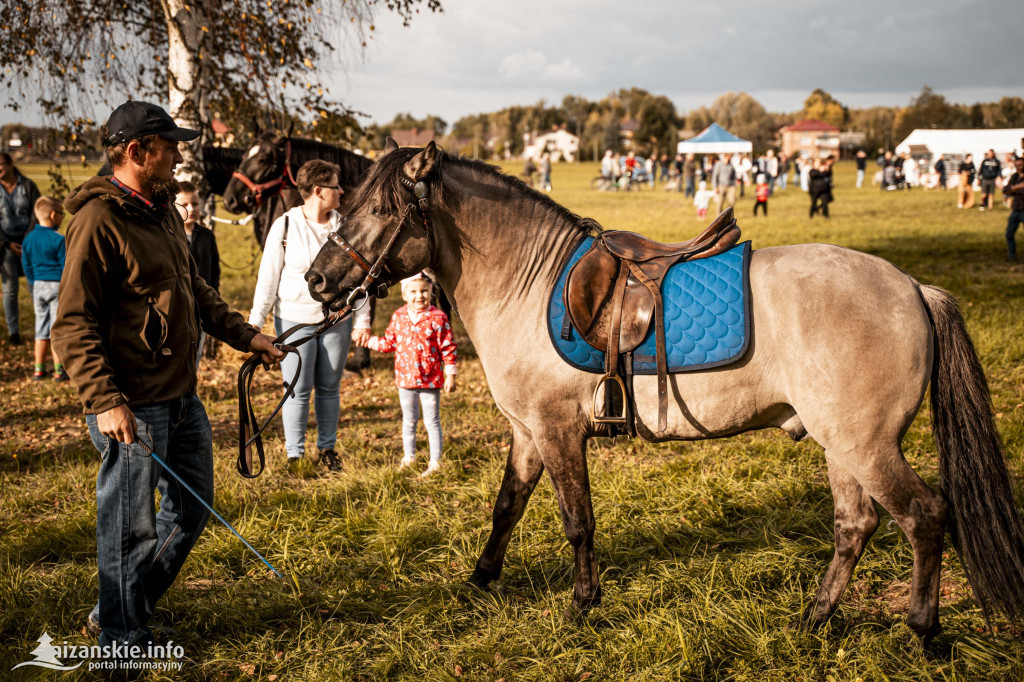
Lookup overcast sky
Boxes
[3,0,1022,128]
[328,0,1023,128]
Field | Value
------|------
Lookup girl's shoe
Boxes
[32,370,46,381]
[398,454,416,470]
[419,460,442,478]
[53,368,70,382]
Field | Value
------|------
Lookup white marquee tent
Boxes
[895,128,1024,166]
[677,123,753,155]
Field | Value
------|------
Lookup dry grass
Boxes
[1,159,1023,680]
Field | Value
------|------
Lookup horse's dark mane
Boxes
[202,146,244,196]
[350,146,601,238]
[285,136,374,187]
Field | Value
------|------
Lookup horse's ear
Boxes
[383,137,399,154]
[403,141,437,181]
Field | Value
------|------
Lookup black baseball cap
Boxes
[102,101,200,147]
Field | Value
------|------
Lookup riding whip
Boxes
[137,432,283,578]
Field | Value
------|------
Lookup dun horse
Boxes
[305,141,1024,640]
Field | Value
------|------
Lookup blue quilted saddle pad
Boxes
[548,237,751,374]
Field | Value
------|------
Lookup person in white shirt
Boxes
[249,160,370,475]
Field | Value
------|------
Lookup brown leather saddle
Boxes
[564,207,741,433]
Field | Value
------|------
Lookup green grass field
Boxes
[2,159,1023,680]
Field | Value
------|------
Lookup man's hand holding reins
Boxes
[250,333,286,366]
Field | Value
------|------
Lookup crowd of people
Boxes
[2,101,462,651]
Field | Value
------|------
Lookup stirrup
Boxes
[592,373,628,424]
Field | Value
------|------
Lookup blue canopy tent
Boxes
[677,123,753,155]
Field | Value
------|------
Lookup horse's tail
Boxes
[920,284,1024,619]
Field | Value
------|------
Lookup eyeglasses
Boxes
[318,185,341,191]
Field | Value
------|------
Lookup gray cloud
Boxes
[333,0,1024,126]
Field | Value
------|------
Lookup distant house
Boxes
[779,119,841,159]
[210,118,234,147]
[391,128,436,147]
[619,117,640,150]
[522,125,579,162]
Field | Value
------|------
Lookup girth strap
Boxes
[626,260,669,432]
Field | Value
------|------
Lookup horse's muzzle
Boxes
[305,268,330,300]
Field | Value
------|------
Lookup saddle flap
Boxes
[565,244,656,353]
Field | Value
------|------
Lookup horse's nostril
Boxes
[305,270,324,289]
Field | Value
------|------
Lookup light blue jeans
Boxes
[275,315,352,459]
[32,279,60,340]
[399,388,442,463]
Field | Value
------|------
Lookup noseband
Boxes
[230,139,296,208]
[236,173,435,478]
[326,176,436,307]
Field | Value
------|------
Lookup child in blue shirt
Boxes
[21,196,67,380]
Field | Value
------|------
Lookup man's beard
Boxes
[138,163,180,205]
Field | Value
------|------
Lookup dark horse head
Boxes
[222,131,375,248]
[306,138,440,310]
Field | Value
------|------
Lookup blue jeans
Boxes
[778,172,788,191]
[2,247,30,336]
[856,169,865,188]
[398,388,442,462]
[1007,210,1024,259]
[86,393,213,648]
[275,315,352,458]
[32,279,60,340]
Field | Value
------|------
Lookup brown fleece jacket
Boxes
[52,176,257,414]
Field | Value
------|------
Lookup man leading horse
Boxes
[52,101,285,649]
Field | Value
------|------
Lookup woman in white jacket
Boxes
[249,160,370,474]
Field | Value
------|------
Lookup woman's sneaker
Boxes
[319,448,342,472]
[419,460,442,478]
[398,454,415,470]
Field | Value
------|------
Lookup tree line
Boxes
[358,86,1024,161]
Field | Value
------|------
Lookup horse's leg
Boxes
[802,454,879,628]
[468,429,544,589]
[541,432,601,616]
[836,446,948,641]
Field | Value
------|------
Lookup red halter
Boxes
[230,140,297,208]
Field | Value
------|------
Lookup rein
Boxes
[235,175,436,478]
[230,139,297,209]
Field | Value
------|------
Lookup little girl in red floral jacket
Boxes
[364,273,457,477]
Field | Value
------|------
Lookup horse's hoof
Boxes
[907,620,941,648]
[795,605,831,631]
[563,603,590,623]
[466,567,498,591]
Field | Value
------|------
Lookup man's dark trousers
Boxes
[1007,210,1024,260]
[86,393,213,647]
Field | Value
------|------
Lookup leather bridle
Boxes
[230,139,297,209]
[236,173,436,478]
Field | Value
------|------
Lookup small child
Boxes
[753,180,769,216]
[693,180,715,219]
[20,196,67,381]
[175,181,220,364]
[365,273,457,477]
